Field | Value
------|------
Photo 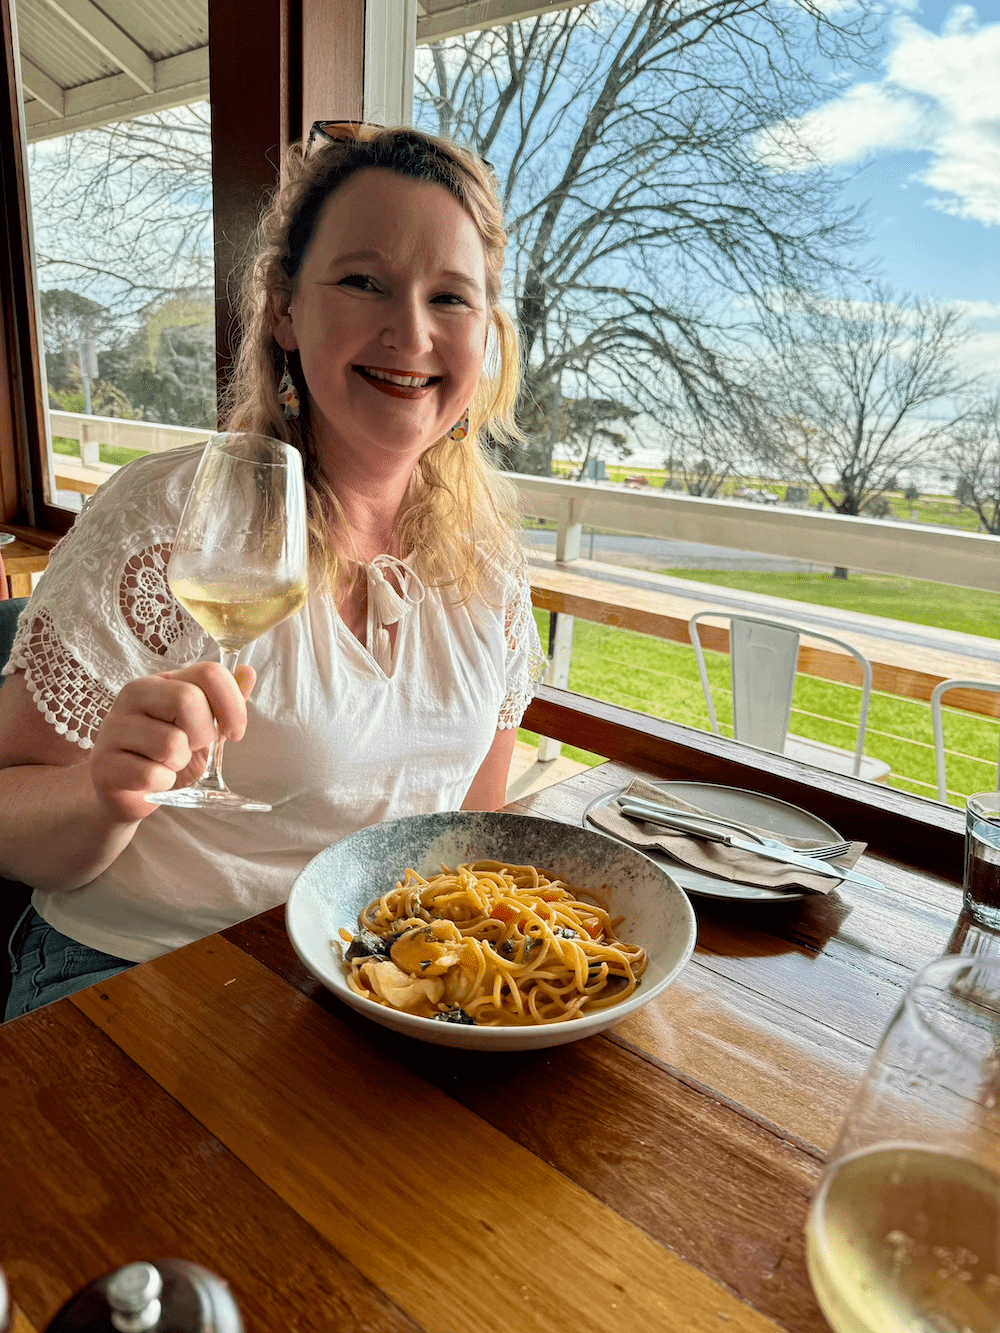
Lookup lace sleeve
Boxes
[498,551,546,731]
[1,447,211,749]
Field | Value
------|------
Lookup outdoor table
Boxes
[0,538,49,598]
[0,759,975,1333]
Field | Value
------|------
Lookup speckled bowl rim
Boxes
[286,810,698,1050]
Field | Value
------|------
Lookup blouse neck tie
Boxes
[365,555,425,674]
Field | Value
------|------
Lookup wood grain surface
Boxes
[0,1000,419,1333]
[0,540,48,596]
[223,905,829,1330]
[1,758,976,1333]
[72,938,786,1333]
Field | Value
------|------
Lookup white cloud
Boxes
[766,7,1000,225]
[960,326,1000,379]
[951,298,1000,321]
[760,83,928,168]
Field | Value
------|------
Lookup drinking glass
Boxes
[806,954,1000,1333]
[147,432,308,812]
[965,793,1000,930]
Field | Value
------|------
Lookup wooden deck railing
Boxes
[530,571,1000,721]
[41,412,1000,593]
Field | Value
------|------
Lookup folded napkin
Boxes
[589,778,867,895]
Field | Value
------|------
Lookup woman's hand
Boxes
[88,662,257,824]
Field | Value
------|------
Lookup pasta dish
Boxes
[336,859,647,1026]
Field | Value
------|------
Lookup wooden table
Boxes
[0,538,49,598]
[0,761,982,1333]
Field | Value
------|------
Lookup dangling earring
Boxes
[446,409,470,442]
[278,352,300,421]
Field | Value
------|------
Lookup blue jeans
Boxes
[5,906,132,1021]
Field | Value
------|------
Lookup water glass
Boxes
[965,793,1000,930]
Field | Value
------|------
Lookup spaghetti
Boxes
[336,860,647,1026]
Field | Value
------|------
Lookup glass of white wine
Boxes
[806,953,1000,1333]
[147,431,309,813]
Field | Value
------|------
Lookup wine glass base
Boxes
[147,787,272,813]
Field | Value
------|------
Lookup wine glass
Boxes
[806,954,1000,1333]
[147,432,308,812]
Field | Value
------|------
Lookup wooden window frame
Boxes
[211,0,365,382]
[0,0,69,537]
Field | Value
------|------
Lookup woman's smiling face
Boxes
[275,168,490,474]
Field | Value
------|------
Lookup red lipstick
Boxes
[354,366,439,399]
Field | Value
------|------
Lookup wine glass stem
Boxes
[196,650,241,792]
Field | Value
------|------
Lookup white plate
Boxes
[583,780,843,903]
[0,533,14,546]
[286,810,697,1051]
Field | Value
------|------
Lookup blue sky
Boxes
[776,0,1000,379]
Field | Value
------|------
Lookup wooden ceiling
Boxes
[17,0,580,141]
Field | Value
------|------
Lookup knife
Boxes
[619,794,769,841]
[616,801,883,890]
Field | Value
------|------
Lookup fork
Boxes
[616,798,853,861]
[756,835,852,861]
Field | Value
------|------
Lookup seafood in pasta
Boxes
[336,860,647,1026]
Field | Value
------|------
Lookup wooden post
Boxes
[555,497,582,563]
[301,0,366,130]
[210,0,367,408]
[0,0,70,535]
[79,420,100,467]
[537,610,574,762]
[209,0,290,405]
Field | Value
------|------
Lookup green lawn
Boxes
[657,569,1000,640]
[52,436,148,467]
[518,609,1000,807]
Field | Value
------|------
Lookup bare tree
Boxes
[416,0,876,473]
[942,394,1000,534]
[558,395,638,474]
[28,105,213,319]
[655,363,779,495]
[763,286,974,518]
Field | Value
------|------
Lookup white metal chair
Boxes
[930,678,1000,803]
[688,610,891,782]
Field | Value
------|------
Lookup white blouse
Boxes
[3,445,545,961]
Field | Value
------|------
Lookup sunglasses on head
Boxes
[308,120,377,148]
[307,120,496,177]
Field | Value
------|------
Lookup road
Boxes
[523,528,833,573]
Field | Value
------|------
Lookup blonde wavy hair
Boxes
[221,124,523,601]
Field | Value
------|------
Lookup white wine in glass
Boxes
[806,954,1000,1333]
[148,432,309,812]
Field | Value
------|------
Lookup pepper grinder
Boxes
[43,1260,244,1333]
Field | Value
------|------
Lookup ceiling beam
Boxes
[416,0,583,43]
[24,46,208,141]
[19,54,63,116]
[41,0,155,93]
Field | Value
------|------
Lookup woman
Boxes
[0,125,545,1019]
